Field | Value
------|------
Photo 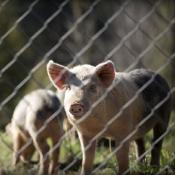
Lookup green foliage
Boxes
[0,129,175,175]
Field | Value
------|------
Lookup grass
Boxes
[0,113,175,175]
[0,132,175,175]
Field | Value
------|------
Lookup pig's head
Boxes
[47,60,116,121]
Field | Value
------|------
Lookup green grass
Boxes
[0,127,175,175]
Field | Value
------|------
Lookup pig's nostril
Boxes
[69,103,84,116]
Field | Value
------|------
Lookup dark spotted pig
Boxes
[47,60,171,175]
[10,89,64,175]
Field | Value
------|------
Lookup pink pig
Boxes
[47,60,171,175]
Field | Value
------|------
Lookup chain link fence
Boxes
[0,0,175,174]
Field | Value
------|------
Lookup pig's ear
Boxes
[47,60,70,89]
[95,60,116,87]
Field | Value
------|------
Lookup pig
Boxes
[47,60,171,175]
[10,89,64,175]
[5,122,39,165]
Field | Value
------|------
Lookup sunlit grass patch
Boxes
[0,125,175,175]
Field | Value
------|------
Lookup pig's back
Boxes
[12,89,61,129]
[128,69,170,116]
[26,89,61,115]
[106,69,171,139]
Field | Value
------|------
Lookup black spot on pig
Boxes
[129,69,171,115]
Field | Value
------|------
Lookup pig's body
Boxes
[74,69,170,139]
[10,89,64,174]
[47,61,171,175]
[73,71,143,139]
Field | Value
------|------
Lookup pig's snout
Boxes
[69,103,84,117]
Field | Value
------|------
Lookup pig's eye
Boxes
[89,84,97,93]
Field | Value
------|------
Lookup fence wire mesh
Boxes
[0,0,175,175]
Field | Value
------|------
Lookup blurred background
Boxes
[0,0,175,127]
[0,0,175,174]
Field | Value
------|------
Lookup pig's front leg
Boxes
[115,140,130,175]
[78,132,96,175]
